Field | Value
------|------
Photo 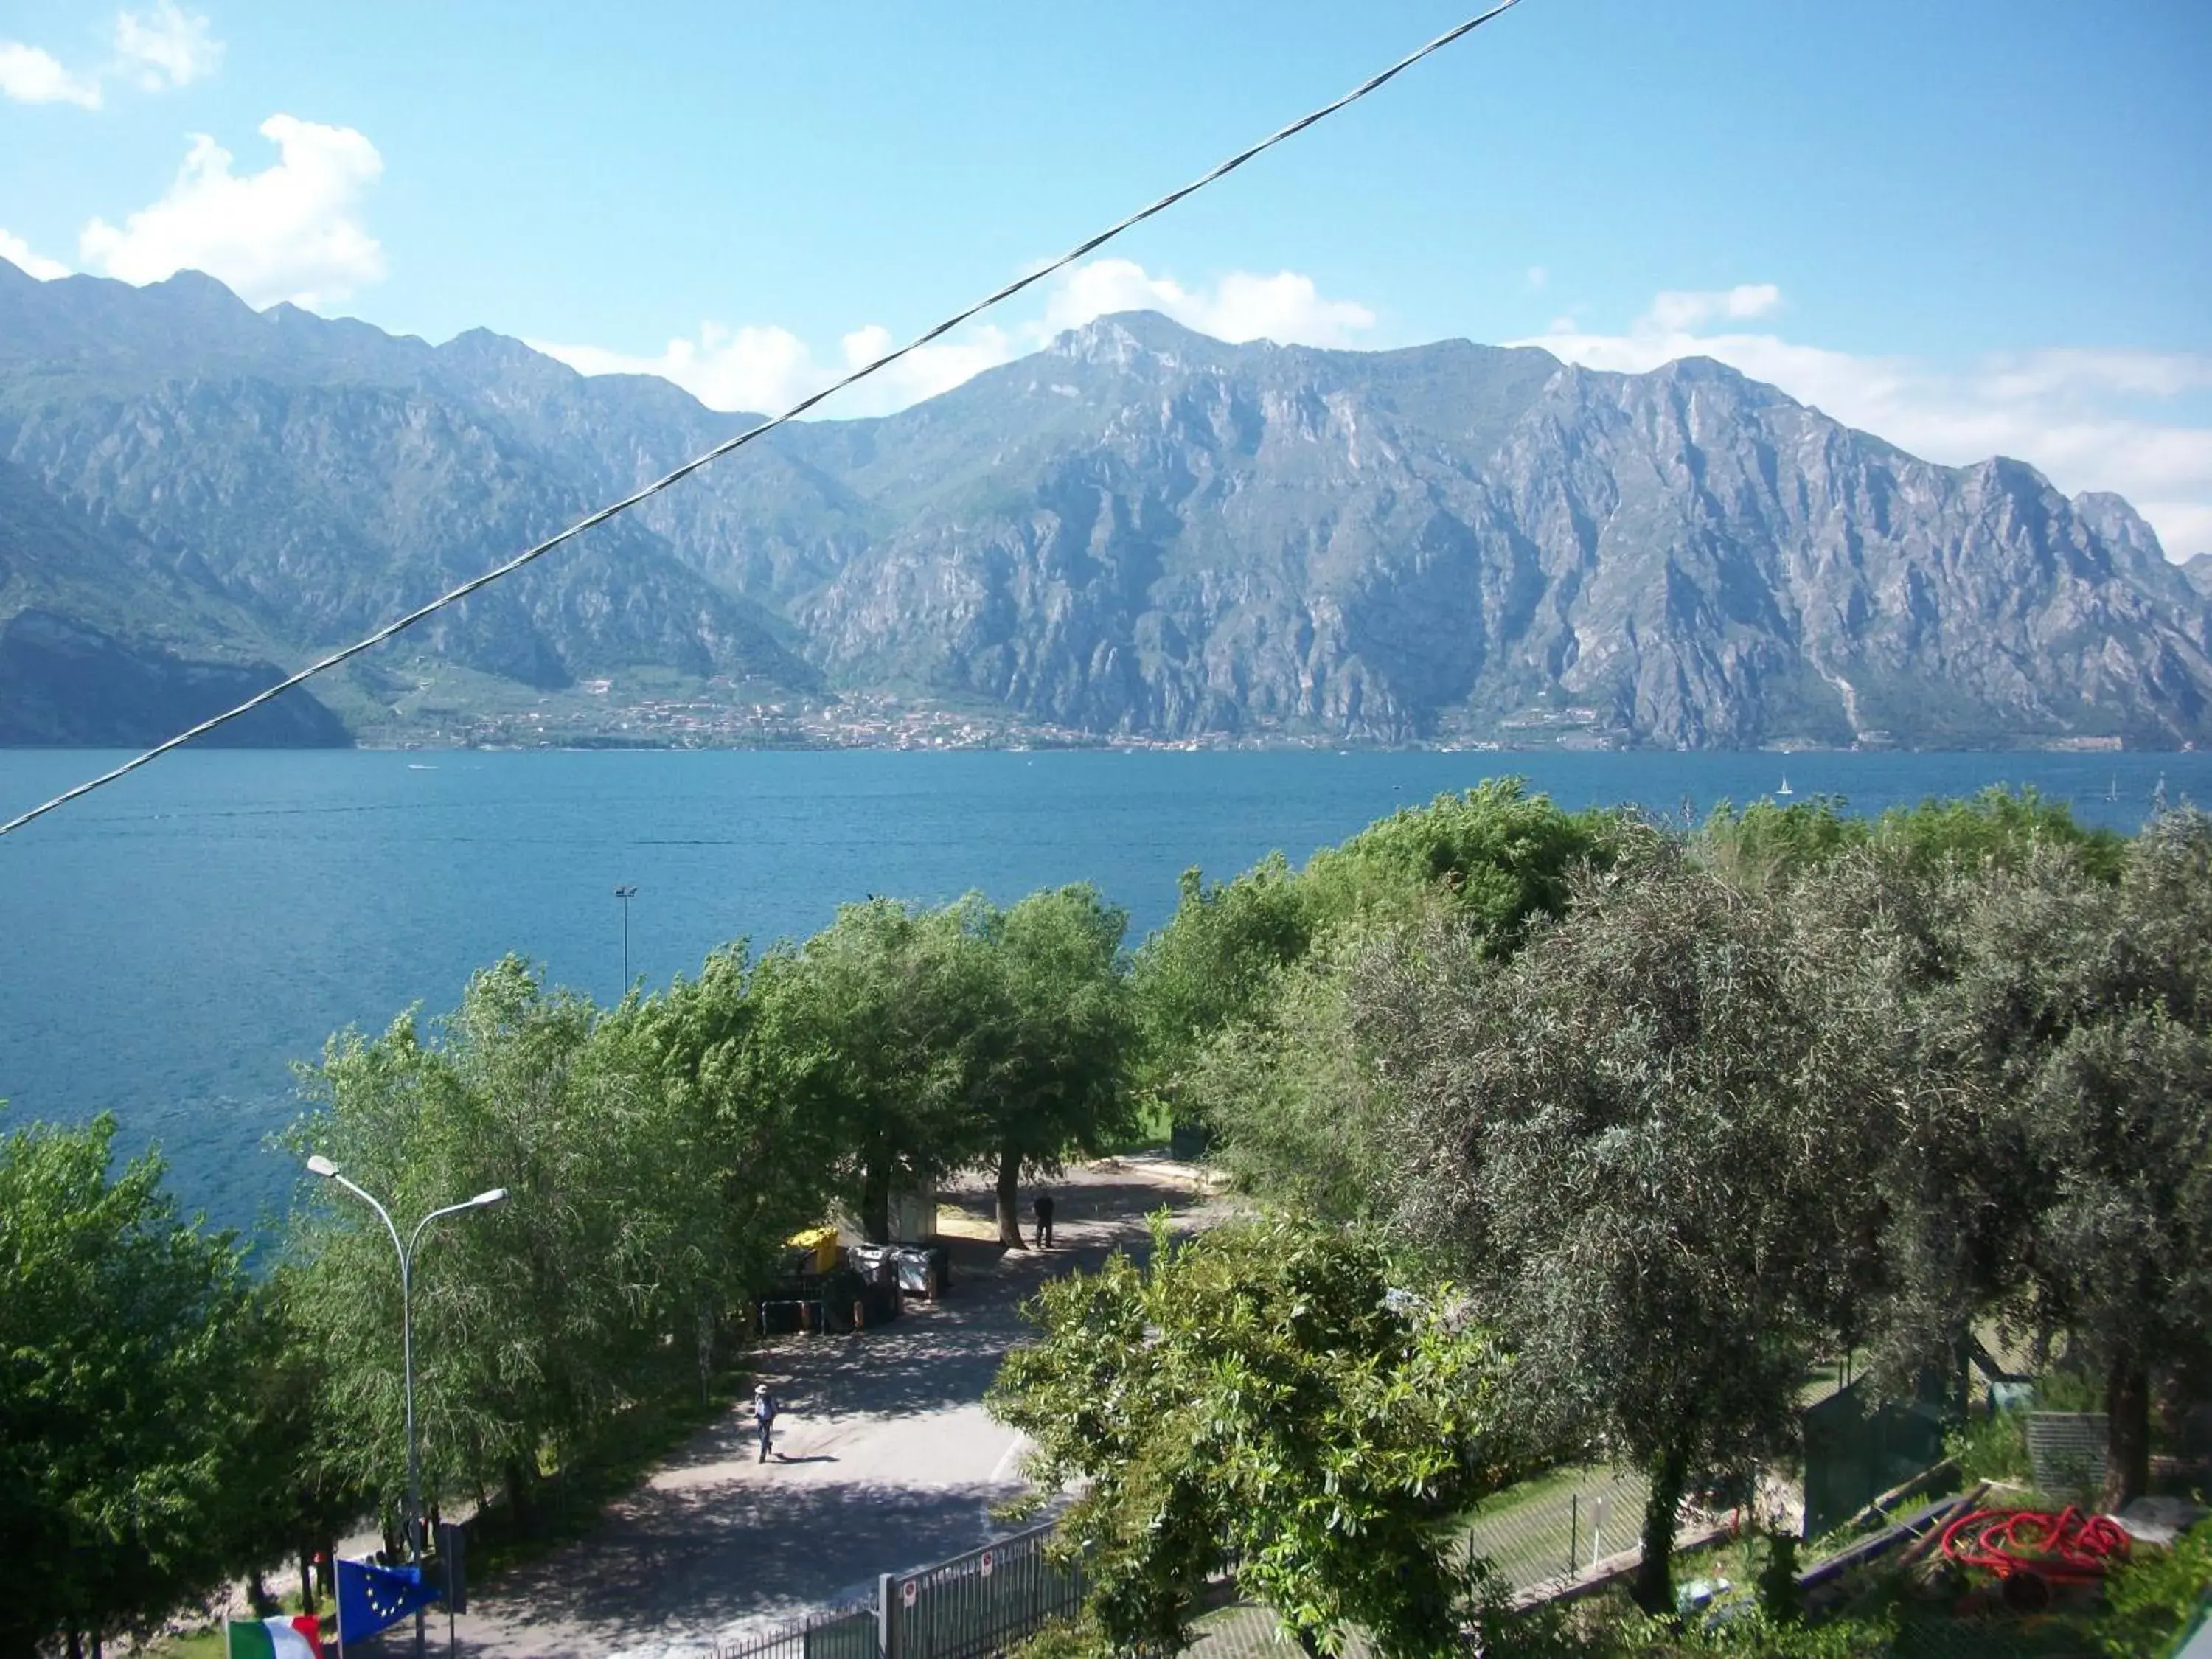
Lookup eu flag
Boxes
[336,1557,443,1644]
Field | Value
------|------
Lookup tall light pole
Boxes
[306,1156,506,1658]
[613,884,638,988]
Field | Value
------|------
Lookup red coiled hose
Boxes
[1938,1506,2132,1585]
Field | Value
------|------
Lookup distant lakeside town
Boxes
[363,681,2151,754]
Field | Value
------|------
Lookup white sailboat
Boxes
[1776,776,1794,798]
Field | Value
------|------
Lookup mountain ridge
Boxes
[1,260,2205,750]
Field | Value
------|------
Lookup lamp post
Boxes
[613,883,639,988]
[306,1156,506,1657]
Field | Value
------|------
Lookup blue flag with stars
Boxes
[336,1557,442,1644]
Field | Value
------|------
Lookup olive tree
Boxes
[1924,812,2212,1506]
[1358,831,1902,1613]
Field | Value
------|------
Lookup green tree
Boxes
[1698,785,2121,885]
[973,886,1138,1248]
[0,1115,259,1659]
[1187,972,1375,1220]
[1132,781,1617,1152]
[619,942,848,1374]
[1130,852,1316,1130]
[748,897,1005,1242]
[990,1216,1522,1658]
[1360,832,1899,1613]
[287,957,738,1531]
[206,1268,366,1617]
[1923,812,2212,1506]
[1302,777,1620,944]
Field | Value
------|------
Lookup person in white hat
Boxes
[751,1382,779,1463]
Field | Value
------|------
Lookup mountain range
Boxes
[2,256,2208,750]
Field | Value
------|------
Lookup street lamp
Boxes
[305,1155,507,1654]
[613,884,639,988]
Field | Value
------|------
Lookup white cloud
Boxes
[836,322,1021,411]
[0,41,102,107]
[0,229,70,280]
[532,319,1022,419]
[536,258,1376,419]
[1515,288,2212,560]
[1525,265,1548,292]
[1644,282,1781,332]
[78,114,385,307]
[1042,257,1375,347]
[0,7,221,108]
[114,1,222,89]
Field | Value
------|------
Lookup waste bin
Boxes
[863,1279,901,1324]
[786,1225,841,1275]
[848,1242,898,1286]
[894,1243,950,1300]
[806,1267,867,1332]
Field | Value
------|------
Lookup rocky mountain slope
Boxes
[1,258,2206,748]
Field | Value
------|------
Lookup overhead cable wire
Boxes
[0,0,1526,840]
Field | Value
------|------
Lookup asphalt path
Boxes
[447,1158,1225,1659]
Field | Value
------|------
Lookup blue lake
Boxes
[1,746,2205,1230]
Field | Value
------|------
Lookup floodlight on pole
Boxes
[613,884,639,987]
[305,1155,508,1659]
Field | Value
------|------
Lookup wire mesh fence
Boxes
[1460,1464,1652,1594]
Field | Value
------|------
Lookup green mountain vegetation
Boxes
[5,784,2208,1657]
[5,257,2211,748]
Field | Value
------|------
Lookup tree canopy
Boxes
[990,1216,1521,1658]
[0,1116,260,1659]
[1355,834,1904,1611]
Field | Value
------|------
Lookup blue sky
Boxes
[3,0,2208,555]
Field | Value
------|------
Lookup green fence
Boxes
[1803,1378,1955,1537]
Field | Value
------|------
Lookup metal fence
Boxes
[714,1598,881,1659]
[882,1522,1085,1659]
[713,1523,1082,1659]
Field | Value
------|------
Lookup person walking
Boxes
[752,1382,779,1463]
[1032,1189,1055,1249]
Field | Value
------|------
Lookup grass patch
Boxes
[1104,1097,1176,1155]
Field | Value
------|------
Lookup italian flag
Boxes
[225,1616,324,1659]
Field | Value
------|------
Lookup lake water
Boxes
[1,746,2204,1230]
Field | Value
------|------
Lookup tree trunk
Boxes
[860,1159,892,1244]
[995,1145,1027,1249]
[503,1458,536,1536]
[300,1545,316,1613]
[1632,1441,1692,1615]
[2103,1357,2152,1510]
[697,1299,715,1404]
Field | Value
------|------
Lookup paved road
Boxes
[451,1159,1225,1659]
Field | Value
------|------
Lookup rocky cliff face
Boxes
[751,313,2212,747]
[1,260,2205,748]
